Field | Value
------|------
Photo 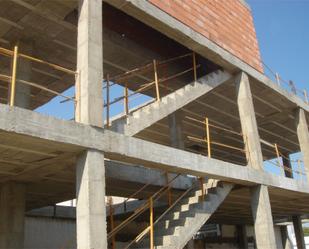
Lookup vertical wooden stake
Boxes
[75,70,81,122]
[275,73,280,86]
[274,143,283,176]
[109,197,116,249]
[153,59,160,101]
[124,83,129,115]
[106,74,110,127]
[303,89,308,104]
[10,45,19,107]
[205,117,211,158]
[193,52,197,82]
[149,197,154,249]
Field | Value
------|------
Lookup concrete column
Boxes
[292,216,305,249]
[295,108,309,182]
[14,41,33,109]
[280,226,293,249]
[76,149,107,249]
[250,185,277,249]
[282,153,293,178]
[235,72,264,170]
[0,182,26,249]
[75,0,103,127]
[237,225,248,249]
[168,112,184,149]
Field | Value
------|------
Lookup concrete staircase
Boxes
[134,180,234,249]
[111,70,232,136]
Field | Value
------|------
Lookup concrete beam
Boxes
[235,72,263,170]
[292,215,306,249]
[295,108,309,182]
[1,105,309,193]
[250,185,276,249]
[75,0,103,127]
[0,182,26,249]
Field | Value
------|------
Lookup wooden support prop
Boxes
[108,197,116,249]
[165,172,172,207]
[193,52,197,81]
[274,143,284,176]
[9,45,18,107]
[153,59,160,101]
[205,117,211,158]
[124,83,129,115]
[149,197,154,249]
[303,89,308,104]
[106,74,110,127]
[275,73,280,86]
[199,177,205,201]
[297,159,302,182]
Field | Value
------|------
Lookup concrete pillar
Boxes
[280,226,293,249]
[250,185,277,249]
[295,108,309,182]
[14,41,33,109]
[76,149,107,249]
[0,182,26,249]
[282,153,293,178]
[237,225,248,249]
[235,72,264,170]
[75,0,104,127]
[168,112,184,149]
[292,216,305,249]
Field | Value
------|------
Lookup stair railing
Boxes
[0,46,76,110]
[103,52,200,127]
[123,183,195,249]
[107,173,182,246]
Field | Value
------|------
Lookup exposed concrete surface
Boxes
[0,104,309,194]
[76,149,107,249]
[280,226,293,249]
[75,0,103,126]
[292,215,306,249]
[104,0,309,114]
[295,108,309,182]
[235,72,263,170]
[250,185,276,249]
[115,70,232,136]
[15,41,33,109]
[0,182,26,249]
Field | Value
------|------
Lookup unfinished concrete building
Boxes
[0,0,308,248]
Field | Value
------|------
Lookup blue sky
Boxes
[248,0,308,178]
[248,0,309,92]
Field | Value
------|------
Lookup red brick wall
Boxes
[148,0,263,72]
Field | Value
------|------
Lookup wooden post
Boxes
[303,89,308,104]
[10,45,19,107]
[165,172,172,207]
[124,83,129,115]
[275,73,280,86]
[274,143,283,176]
[199,177,205,201]
[109,197,116,249]
[149,197,154,249]
[153,59,160,101]
[297,159,302,182]
[193,52,197,82]
[106,74,110,127]
[205,117,211,158]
